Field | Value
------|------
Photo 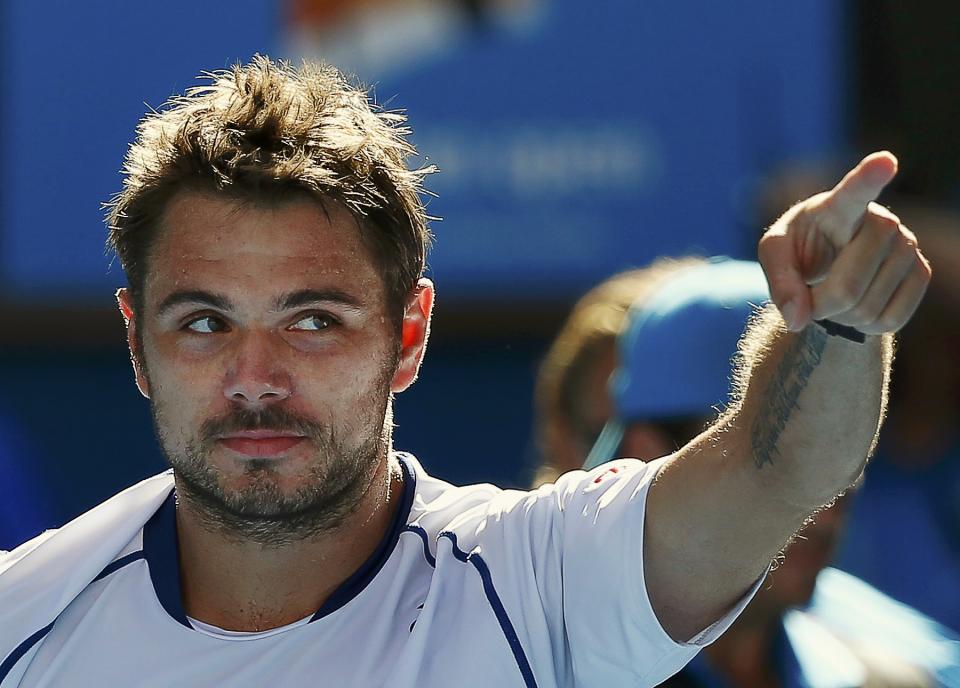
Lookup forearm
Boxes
[726,305,893,509]
[642,153,925,641]
[644,306,893,640]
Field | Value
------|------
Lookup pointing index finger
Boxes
[820,151,899,242]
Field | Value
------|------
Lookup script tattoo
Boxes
[751,325,828,468]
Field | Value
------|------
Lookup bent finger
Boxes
[858,253,932,334]
[825,239,917,327]
[810,207,901,320]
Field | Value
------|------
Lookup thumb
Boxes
[758,230,812,332]
[819,151,898,243]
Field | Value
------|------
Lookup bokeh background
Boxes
[1,0,958,632]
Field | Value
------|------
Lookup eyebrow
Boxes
[272,289,364,312]
[154,288,365,318]
[156,290,233,317]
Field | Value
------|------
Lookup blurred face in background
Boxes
[121,191,403,537]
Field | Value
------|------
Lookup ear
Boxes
[390,278,435,393]
[116,288,151,399]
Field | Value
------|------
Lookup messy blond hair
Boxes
[105,55,434,321]
[533,257,705,484]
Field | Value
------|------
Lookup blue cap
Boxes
[585,258,770,469]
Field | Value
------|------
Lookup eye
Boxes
[184,316,228,334]
[289,313,338,332]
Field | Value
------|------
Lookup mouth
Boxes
[216,431,307,458]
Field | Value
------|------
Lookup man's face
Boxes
[125,191,406,537]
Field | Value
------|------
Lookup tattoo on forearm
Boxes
[751,326,828,468]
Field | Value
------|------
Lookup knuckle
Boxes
[895,237,918,260]
[756,233,786,265]
[867,202,901,225]
[807,191,833,213]
[900,225,919,245]
[865,214,900,242]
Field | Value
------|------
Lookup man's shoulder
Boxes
[402,453,663,552]
[402,452,504,532]
[0,529,59,572]
[0,471,175,666]
[0,471,174,581]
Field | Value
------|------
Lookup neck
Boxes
[174,455,403,632]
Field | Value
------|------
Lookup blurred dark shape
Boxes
[835,205,960,632]
[0,408,55,550]
[855,1,960,203]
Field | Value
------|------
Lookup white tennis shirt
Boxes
[0,454,757,687]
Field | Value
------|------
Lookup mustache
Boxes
[200,405,327,444]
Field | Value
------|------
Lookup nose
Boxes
[223,331,292,407]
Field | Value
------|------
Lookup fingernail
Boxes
[781,300,799,331]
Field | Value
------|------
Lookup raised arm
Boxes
[643,152,931,640]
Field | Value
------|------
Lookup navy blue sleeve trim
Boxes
[0,621,53,684]
[402,525,436,567]
[401,526,539,688]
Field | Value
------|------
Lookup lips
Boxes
[217,433,305,458]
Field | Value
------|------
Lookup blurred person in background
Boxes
[532,256,702,486]
[758,170,960,632]
[834,206,960,632]
[534,257,960,686]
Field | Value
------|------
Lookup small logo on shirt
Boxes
[593,464,624,484]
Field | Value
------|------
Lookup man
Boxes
[0,56,930,686]
[536,258,957,686]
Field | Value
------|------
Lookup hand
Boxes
[758,152,932,335]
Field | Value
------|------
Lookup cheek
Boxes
[294,353,394,406]
[143,353,220,429]
[145,345,221,401]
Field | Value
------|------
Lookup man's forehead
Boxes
[156,190,364,252]
[142,191,384,309]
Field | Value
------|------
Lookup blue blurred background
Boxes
[2,0,959,633]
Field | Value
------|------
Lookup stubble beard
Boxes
[149,381,395,547]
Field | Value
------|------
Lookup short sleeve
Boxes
[553,457,762,686]
[429,456,761,687]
